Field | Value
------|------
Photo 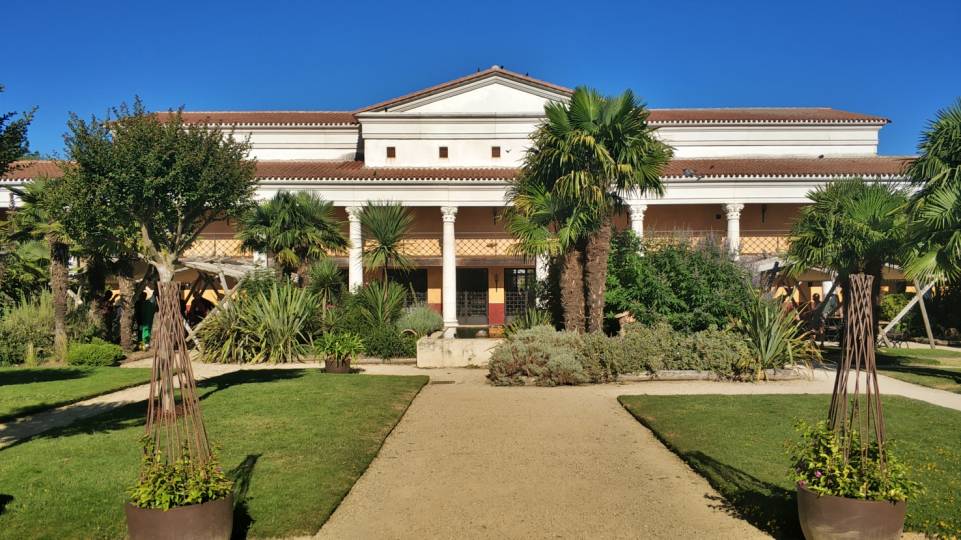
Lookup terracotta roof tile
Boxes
[648,108,889,125]
[2,157,912,184]
[174,111,358,126]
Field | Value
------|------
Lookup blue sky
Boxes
[3,0,959,156]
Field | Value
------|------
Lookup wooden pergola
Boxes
[179,260,263,349]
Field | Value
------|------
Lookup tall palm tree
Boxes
[238,191,347,281]
[360,202,415,284]
[904,98,961,283]
[8,178,71,359]
[786,178,908,328]
[503,174,591,331]
[520,87,672,332]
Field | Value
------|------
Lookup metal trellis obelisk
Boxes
[144,281,212,465]
[827,273,887,466]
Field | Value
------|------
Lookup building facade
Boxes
[0,66,910,330]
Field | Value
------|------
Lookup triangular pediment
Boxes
[357,67,571,115]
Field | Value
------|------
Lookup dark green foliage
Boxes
[0,239,48,311]
[66,338,125,367]
[605,231,754,332]
[128,437,234,510]
[363,325,416,359]
[0,84,34,176]
[355,280,407,327]
[316,332,365,370]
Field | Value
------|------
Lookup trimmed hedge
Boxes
[67,339,125,367]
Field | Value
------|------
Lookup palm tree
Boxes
[503,174,591,331]
[237,191,347,281]
[360,202,415,284]
[786,178,908,329]
[8,178,71,359]
[519,87,672,332]
[307,256,343,316]
[904,98,961,283]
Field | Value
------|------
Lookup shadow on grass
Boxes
[0,368,89,386]
[684,451,801,539]
[880,364,961,383]
[1,370,308,451]
[0,494,12,516]
[229,453,260,539]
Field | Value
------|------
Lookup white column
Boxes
[346,206,364,291]
[252,251,267,266]
[724,203,744,261]
[441,206,459,335]
[627,202,647,239]
[535,254,549,282]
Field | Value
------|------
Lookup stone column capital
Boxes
[441,206,459,222]
[627,202,648,217]
[345,206,364,221]
[723,203,744,220]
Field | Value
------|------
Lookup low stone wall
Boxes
[417,336,502,368]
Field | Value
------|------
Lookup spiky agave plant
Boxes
[735,293,821,380]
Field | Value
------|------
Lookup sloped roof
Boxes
[648,108,889,125]
[174,111,358,126]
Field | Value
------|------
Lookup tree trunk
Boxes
[87,257,110,329]
[584,218,613,333]
[560,247,585,332]
[48,236,69,361]
[118,273,136,352]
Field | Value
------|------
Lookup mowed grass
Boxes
[619,394,961,539]
[0,370,427,539]
[822,346,961,394]
[0,367,152,421]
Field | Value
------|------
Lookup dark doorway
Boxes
[387,268,428,306]
[456,268,488,325]
[505,268,536,322]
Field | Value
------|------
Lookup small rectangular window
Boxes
[386,146,396,158]
[491,146,501,158]
[439,146,448,159]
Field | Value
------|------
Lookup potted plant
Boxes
[318,331,365,373]
[788,274,920,540]
[126,438,234,540]
[789,421,918,539]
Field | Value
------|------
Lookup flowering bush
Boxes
[788,420,920,502]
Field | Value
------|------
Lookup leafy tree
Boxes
[0,84,34,176]
[517,87,671,332]
[59,98,256,359]
[7,178,71,359]
[0,236,48,309]
[360,202,414,283]
[237,191,347,280]
[904,98,961,282]
[786,178,908,327]
[605,231,754,332]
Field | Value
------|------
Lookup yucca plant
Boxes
[198,282,319,364]
[307,256,344,314]
[356,280,407,327]
[360,202,414,282]
[734,294,821,380]
[504,308,554,338]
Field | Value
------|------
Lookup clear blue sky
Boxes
[4,0,959,157]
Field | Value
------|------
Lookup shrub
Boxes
[129,437,233,510]
[238,267,282,298]
[618,322,682,373]
[198,282,319,363]
[605,231,754,333]
[734,294,821,379]
[0,291,55,365]
[789,420,919,502]
[66,338,125,366]
[487,326,588,386]
[504,308,553,337]
[683,326,752,379]
[316,332,365,371]
[396,305,443,338]
[363,325,417,359]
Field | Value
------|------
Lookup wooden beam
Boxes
[915,280,937,350]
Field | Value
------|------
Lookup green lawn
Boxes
[0,370,427,539]
[822,346,961,394]
[0,367,153,421]
[619,394,961,539]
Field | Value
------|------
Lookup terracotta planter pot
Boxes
[797,483,906,540]
[324,358,352,373]
[125,495,233,540]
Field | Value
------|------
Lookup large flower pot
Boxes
[324,359,352,373]
[797,483,906,540]
[125,495,233,540]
